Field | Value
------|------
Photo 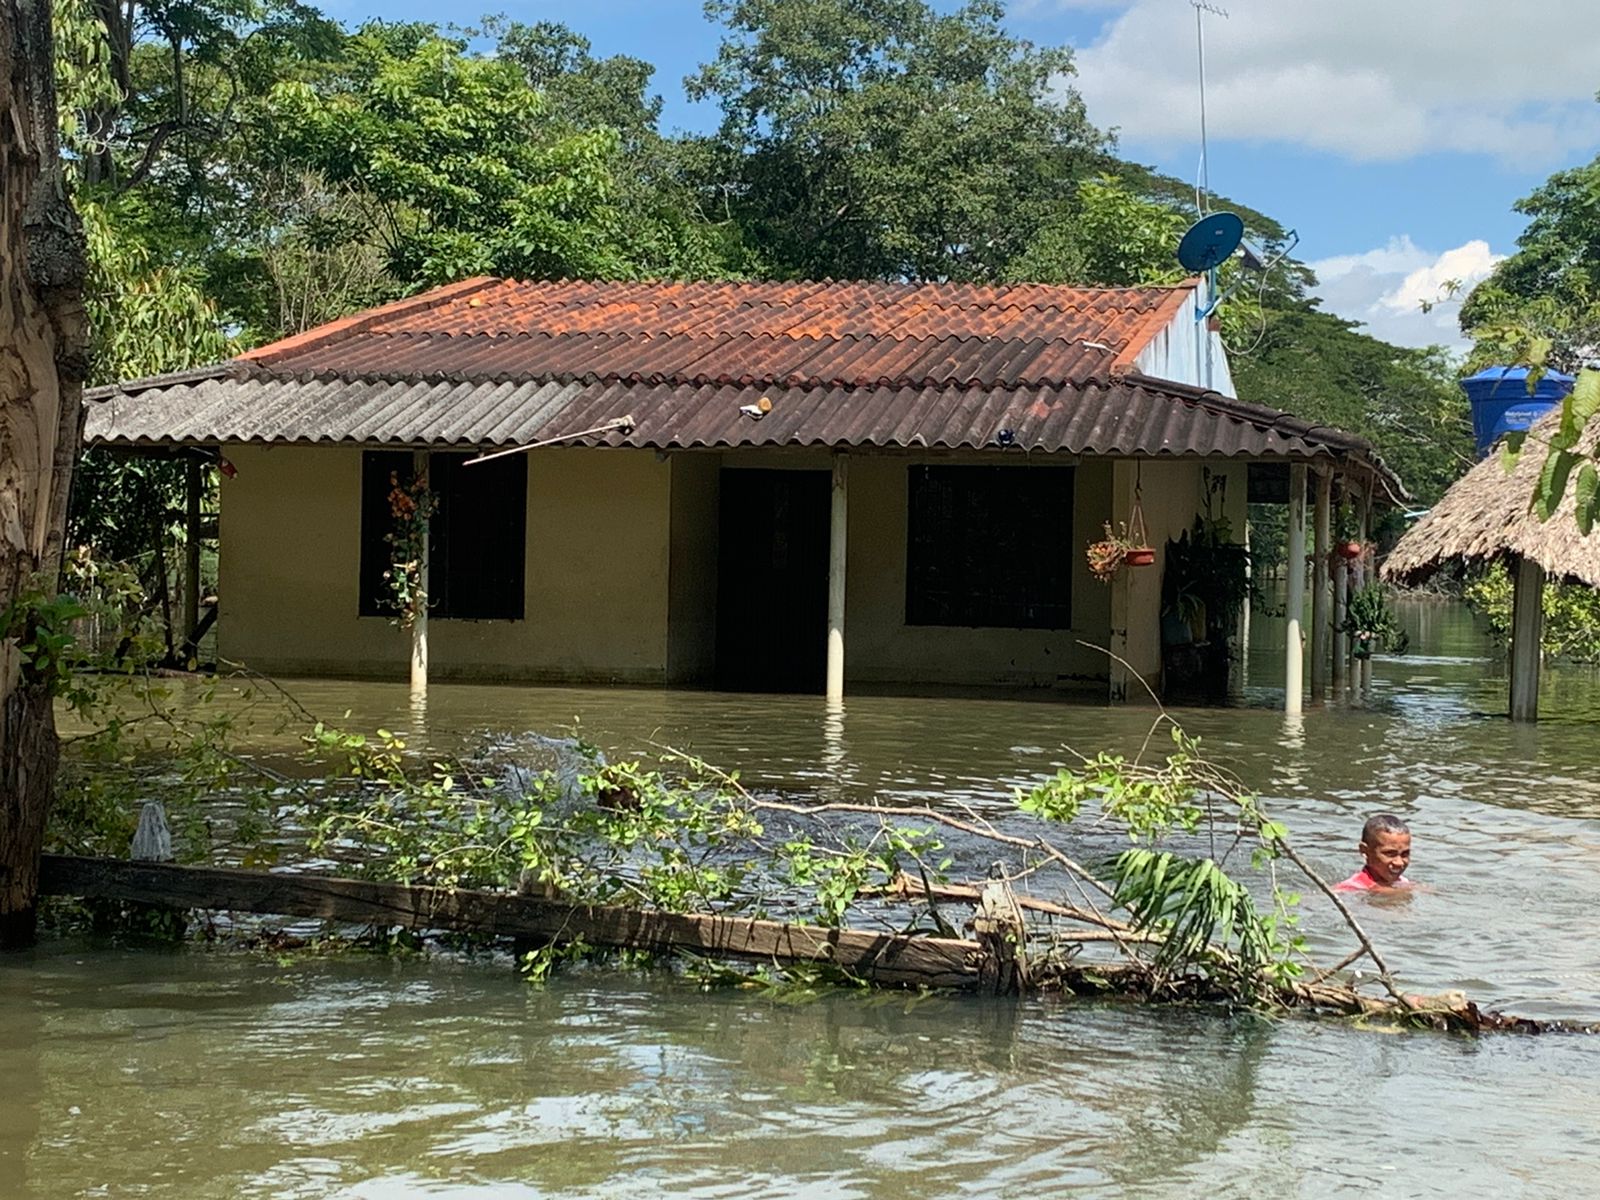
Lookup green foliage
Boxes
[1016,725,1305,995]
[1461,146,1600,533]
[687,0,1102,282]
[1110,849,1294,988]
[1463,562,1600,663]
[1011,174,1186,287]
[0,590,89,698]
[262,25,658,285]
[1461,155,1600,375]
[377,469,435,628]
[1019,743,1201,843]
[1343,583,1409,658]
[79,194,231,385]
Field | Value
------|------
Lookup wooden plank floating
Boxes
[38,855,981,990]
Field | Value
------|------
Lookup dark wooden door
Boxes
[716,469,830,693]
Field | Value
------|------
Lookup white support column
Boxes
[1310,468,1331,701]
[1284,463,1307,714]
[1509,554,1544,723]
[826,452,848,702]
[410,449,430,697]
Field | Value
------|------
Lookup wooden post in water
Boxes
[1311,469,1331,700]
[1509,554,1544,722]
[182,459,202,664]
[410,450,430,697]
[1332,552,1349,691]
[1284,464,1308,714]
[826,452,848,702]
[971,879,1029,995]
[1358,492,1373,692]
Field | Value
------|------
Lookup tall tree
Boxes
[688,0,1102,282]
[1,0,89,945]
[1461,154,1600,373]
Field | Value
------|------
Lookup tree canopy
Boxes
[50,0,1472,514]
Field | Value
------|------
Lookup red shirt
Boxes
[1333,866,1412,892]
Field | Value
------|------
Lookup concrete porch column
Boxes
[1284,463,1307,714]
[826,452,848,702]
[410,449,430,697]
[1310,468,1331,700]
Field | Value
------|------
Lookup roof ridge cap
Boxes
[85,361,237,401]
[238,276,500,366]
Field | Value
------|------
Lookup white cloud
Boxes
[1068,0,1600,166]
[1310,237,1503,350]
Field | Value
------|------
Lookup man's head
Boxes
[1358,813,1411,886]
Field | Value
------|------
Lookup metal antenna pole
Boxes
[1191,0,1228,215]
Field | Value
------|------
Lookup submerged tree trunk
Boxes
[0,0,88,947]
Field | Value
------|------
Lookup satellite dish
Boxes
[1176,212,1245,273]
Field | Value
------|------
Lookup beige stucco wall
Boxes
[842,452,1113,690]
[217,444,672,681]
[1108,458,1251,701]
[216,442,1242,696]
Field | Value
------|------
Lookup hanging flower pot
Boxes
[1337,540,1363,560]
[1123,546,1156,567]
[1086,535,1126,583]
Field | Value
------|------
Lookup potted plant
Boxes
[1334,499,1363,560]
[1086,522,1135,583]
[1086,522,1155,581]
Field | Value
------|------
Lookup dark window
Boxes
[906,465,1074,629]
[359,450,527,620]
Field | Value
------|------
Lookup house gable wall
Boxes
[1132,288,1235,396]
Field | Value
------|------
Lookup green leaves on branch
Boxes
[262,26,663,285]
[1109,849,1300,989]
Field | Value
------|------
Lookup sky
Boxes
[319,0,1600,353]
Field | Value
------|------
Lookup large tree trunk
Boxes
[0,0,88,947]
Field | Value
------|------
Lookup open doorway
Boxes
[715,468,830,692]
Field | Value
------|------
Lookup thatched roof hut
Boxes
[1383,409,1600,720]
[1383,412,1600,589]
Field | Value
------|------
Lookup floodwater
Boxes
[5,599,1600,1197]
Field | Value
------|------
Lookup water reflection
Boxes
[5,948,1599,1199]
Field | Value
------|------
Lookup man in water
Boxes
[1333,813,1414,892]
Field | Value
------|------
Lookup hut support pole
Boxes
[1358,492,1373,691]
[1509,554,1544,722]
[1311,468,1331,700]
[1332,553,1349,691]
[182,458,202,662]
[1284,463,1308,714]
[410,450,430,698]
[1238,514,1252,690]
[826,453,848,703]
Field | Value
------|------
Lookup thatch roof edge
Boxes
[1383,409,1600,588]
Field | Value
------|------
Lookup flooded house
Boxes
[84,277,1396,705]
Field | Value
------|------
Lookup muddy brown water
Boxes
[5,599,1600,1197]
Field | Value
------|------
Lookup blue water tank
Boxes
[1463,365,1574,457]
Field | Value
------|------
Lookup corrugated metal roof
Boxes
[83,370,1369,462]
[81,277,1402,489]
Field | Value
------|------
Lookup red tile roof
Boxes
[241,277,1197,389]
